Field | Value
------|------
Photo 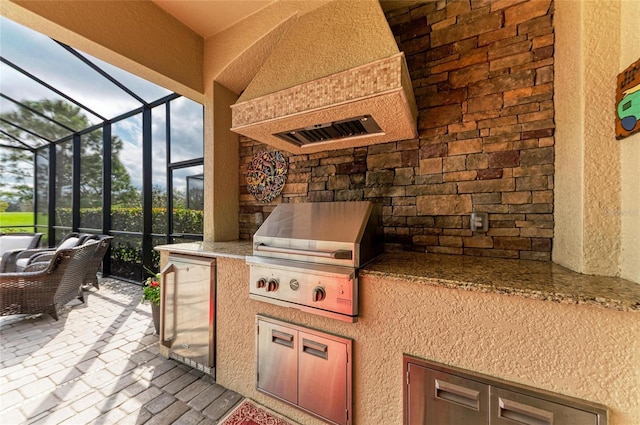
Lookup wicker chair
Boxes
[0,241,98,320]
[83,235,113,290]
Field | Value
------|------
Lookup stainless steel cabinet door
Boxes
[491,387,598,425]
[408,365,489,425]
[298,331,348,425]
[162,256,215,367]
[257,321,298,404]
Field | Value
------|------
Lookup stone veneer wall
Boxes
[239,0,555,261]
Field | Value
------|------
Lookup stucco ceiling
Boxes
[149,1,422,39]
[151,0,274,38]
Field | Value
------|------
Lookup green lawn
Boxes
[0,211,36,232]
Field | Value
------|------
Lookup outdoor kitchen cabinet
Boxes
[257,316,352,425]
[161,254,216,369]
[404,356,607,425]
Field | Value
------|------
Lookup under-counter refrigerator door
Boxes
[298,331,349,425]
[162,255,215,367]
[257,321,298,405]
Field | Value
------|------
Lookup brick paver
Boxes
[0,278,242,424]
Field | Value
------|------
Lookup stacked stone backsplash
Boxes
[239,0,554,261]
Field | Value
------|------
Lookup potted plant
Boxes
[141,268,161,335]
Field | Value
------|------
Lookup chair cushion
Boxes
[0,235,35,254]
[57,237,80,250]
[16,257,30,272]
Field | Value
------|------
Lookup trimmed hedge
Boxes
[56,207,203,234]
[55,207,203,281]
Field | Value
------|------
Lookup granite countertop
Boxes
[155,241,640,312]
[362,250,640,312]
[155,241,252,260]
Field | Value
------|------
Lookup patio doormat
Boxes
[218,399,296,425]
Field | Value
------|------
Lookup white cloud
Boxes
[1,16,203,197]
[1,17,172,122]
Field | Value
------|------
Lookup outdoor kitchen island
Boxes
[156,242,640,425]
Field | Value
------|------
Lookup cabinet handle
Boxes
[434,379,480,410]
[255,243,352,260]
[160,263,175,346]
[498,397,554,425]
[271,330,294,348]
[302,338,328,359]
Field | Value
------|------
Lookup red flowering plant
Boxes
[141,267,161,306]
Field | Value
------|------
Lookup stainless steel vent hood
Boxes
[274,115,382,147]
[230,0,418,154]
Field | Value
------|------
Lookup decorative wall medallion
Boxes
[246,150,288,202]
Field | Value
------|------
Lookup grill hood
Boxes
[252,201,383,268]
[230,0,417,154]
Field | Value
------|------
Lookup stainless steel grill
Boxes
[246,201,382,322]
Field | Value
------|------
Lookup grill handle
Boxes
[255,243,352,260]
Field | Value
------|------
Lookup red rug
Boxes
[219,399,296,425]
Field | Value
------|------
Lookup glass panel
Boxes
[111,115,142,232]
[152,104,168,234]
[0,146,34,231]
[55,140,73,227]
[0,117,35,149]
[80,128,103,228]
[53,227,73,246]
[0,99,50,150]
[151,236,169,273]
[171,236,203,244]
[172,165,204,235]
[0,17,141,120]
[0,97,73,147]
[110,234,143,282]
[170,98,203,163]
[186,174,204,210]
[86,54,173,104]
[34,225,49,247]
[0,62,101,129]
[35,146,49,229]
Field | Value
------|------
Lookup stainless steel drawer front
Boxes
[407,366,489,425]
[404,356,607,425]
[491,387,598,425]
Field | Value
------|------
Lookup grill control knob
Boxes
[266,278,279,292]
[256,277,267,289]
[312,286,326,302]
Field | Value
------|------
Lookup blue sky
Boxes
[0,16,203,196]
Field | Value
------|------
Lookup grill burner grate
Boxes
[274,115,382,146]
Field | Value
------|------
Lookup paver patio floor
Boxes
[0,278,241,425]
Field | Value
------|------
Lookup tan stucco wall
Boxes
[619,0,640,283]
[216,257,640,425]
[204,82,239,242]
[2,0,204,102]
[554,0,639,283]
